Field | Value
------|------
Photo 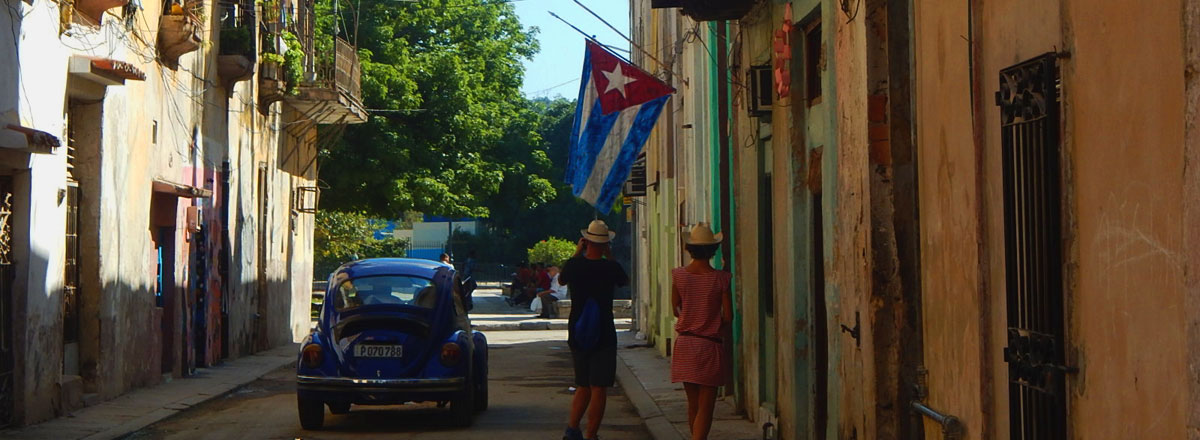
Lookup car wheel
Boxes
[474,372,488,411]
[449,376,475,427]
[297,396,325,430]
[328,401,351,415]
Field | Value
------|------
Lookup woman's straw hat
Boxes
[581,219,616,243]
[685,223,723,245]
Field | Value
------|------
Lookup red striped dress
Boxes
[670,267,731,387]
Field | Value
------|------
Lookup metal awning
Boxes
[152,178,212,198]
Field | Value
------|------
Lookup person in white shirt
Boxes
[532,265,567,318]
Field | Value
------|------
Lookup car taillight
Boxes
[302,344,323,368]
[440,342,462,366]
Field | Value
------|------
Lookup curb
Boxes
[615,352,685,440]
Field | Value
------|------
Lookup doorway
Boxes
[151,194,178,375]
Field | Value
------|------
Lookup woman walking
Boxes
[671,223,732,440]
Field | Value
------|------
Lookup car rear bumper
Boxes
[296,375,467,404]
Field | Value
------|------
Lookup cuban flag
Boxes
[566,40,674,213]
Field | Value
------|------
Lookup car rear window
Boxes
[335,275,437,311]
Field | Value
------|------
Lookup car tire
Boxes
[474,372,488,411]
[328,401,351,415]
[449,376,475,427]
[298,396,325,430]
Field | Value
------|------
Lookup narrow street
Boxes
[125,331,651,440]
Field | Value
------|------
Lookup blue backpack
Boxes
[574,298,602,351]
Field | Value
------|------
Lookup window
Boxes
[335,275,436,311]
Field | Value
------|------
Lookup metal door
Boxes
[996,52,1069,439]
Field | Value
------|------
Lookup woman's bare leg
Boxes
[683,382,699,432]
[568,386,591,430]
[584,386,607,439]
[691,385,718,440]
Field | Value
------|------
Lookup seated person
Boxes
[534,265,567,318]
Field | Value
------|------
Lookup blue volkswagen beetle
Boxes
[296,258,488,429]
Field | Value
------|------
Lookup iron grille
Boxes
[995,52,1068,439]
[0,178,14,428]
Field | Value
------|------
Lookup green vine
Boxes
[281,31,304,95]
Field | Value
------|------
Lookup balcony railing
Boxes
[217,0,256,84]
[307,38,362,104]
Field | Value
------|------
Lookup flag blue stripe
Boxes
[565,51,593,186]
[570,99,623,196]
[593,95,669,213]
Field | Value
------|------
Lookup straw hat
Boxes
[581,219,616,243]
[685,223,723,245]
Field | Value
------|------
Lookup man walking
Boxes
[558,220,628,440]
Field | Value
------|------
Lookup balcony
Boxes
[75,0,128,24]
[217,0,256,86]
[650,0,755,21]
[285,37,367,124]
[157,1,203,64]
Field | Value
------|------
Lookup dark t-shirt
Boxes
[559,256,629,350]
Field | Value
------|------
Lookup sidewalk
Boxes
[615,331,759,440]
[2,343,298,440]
[469,288,631,331]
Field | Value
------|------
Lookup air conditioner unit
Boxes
[748,64,773,117]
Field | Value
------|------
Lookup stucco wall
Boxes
[1059,1,1186,437]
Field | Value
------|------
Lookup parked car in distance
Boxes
[296,258,487,429]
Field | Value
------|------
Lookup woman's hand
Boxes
[574,238,587,257]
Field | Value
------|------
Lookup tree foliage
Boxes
[317,0,545,218]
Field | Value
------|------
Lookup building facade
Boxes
[0,0,362,426]
[630,0,1200,438]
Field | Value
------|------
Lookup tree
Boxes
[527,238,576,267]
[316,0,544,219]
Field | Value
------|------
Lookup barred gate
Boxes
[996,52,1069,439]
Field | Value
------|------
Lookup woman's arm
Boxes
[721,275,733,324]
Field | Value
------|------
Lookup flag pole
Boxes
[571,0,676,78]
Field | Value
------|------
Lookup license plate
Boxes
[354,344,402,358]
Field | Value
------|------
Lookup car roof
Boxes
[334,258,452,280]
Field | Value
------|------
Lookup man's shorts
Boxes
[571,345,617,387]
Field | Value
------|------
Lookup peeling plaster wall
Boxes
[1058,0,1186,437]
[6,0,317,425]
[911,0,987,437]
[914,0,1190,438]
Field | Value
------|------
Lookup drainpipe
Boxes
[911,367,965,439]
[910,400,965,440]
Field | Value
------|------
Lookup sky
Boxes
[513,0,631,99]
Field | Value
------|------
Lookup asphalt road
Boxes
[125,330,652,440]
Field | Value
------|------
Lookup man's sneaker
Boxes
[563,427,584,440]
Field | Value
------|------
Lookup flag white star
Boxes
[602,64,637,97]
